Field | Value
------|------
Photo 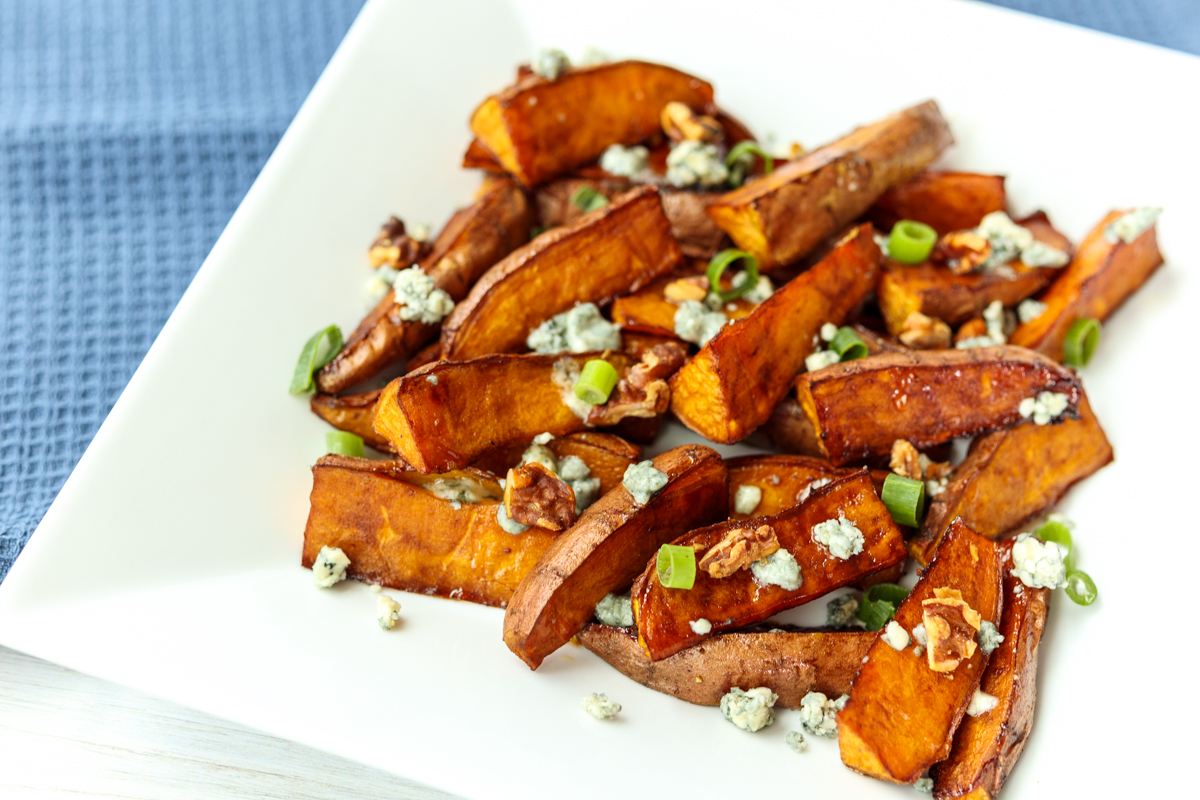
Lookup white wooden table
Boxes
[0,646,461,799]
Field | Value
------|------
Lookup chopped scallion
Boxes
[881,473,925,528]
[1062,318,1100,368]
[857,583,910,631]
[887,220,938,264]
[1034,519,1073,570]
[829,326,868,361]
[325,431,364,457]
[574,359,619,405]
[657,544,697,590]
[570,185,609,213]
[1065,570,1098,606]
[706,249,759,302]
[724,141,775,187]
[289,325,343,395]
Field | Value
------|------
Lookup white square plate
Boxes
[2,1,1197,797]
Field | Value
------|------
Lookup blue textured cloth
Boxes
[1,1,1196,582]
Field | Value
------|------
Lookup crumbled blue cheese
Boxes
[976,211,1034,270]
[690,618,713,635]
[1104,206,1162,244]
[733,484,763,515]
[426,476,495,505]
[496,503,530,535]
[623,460,669,505]
[912,623,928,647]
[734,272,775,304]
[882,620,911,650]
[674,300,728,346]
[719,687,777,732]
[982,300,1007,345]
[594,593,634,627]
[532,48,571,80]
[520,443,558,473]
[750,549,802,591]
[785,731,807,753]
[599,143,650,179]
[978,621,1004,654]
[1018,391,1069,426]
[558,455,601,515]
[581,692,621,719]
[955,335,999,350]
[377,594,401,630]
[1020,240,1070,268]
[926,476,948,498]
[425,375,438,385]
[966,688,1000,717]
[796,477,832,504]
[577,46,609,66]
[798,691,848,738]
[363,266,399,307]
[820,322,839,342]
[551,358,594,420]
[914,777,934,793]
[407,222,431,242]
[827,594,861,627]
[527,303,622,354]
[312,545,350,588]
[805,349,841,372]
[1017,298,1047,324]
[533,431,554,445]
[392,266,455,324]
[1011,532,1068,589]
[811,516,865,559]
[666,141,729,188]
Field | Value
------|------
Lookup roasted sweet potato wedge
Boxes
[726,455,851,518]
[932,540,1051,799]
[470,60,715,187]
[838,520,1003,785]
[503,445,727,669]
[301,456,556,607]
[471,431,642,495]
[909,394,1112,565]
[610,260,758,334]
[577,623,874,708]
[310,389,394,454]
[1010,209,1164,361]
[462,137,506,173]
[669,225,881,443]
[440,186,682,360]
[869,171,1007,236]
[761,396,826,457]
[632,470,907,661]
[315,176,534,393]
[705,101,952,269]
[795,346,1083,466]
[373,352,638,473]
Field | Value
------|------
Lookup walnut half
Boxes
[889,439,923,481]
[660,101,723,144]
[586,343,687,427]
[504,462,577,532]
[898,311,951,350]
[368,216,429,270]
[699,525,780,579]
[922,587,982,673]
[933,231,991,275]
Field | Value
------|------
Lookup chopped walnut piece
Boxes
[626,343,688,390]
[664,276,709,303]
[954,317,988,344]
[922,587,983,673]
[699,525,781,579]
[933,231,991,275]
[587,343,687,426]
[368,216,430,270]
[660,101,724,144]
[504,462,577,532]
[897,311,951,350]
[890,440,923,480]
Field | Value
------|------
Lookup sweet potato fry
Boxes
[838,520,1003,785]
[440,186,683,360]
[301,456,556,607]
[705,101,952,268]
[462,138,506,173]
[933,540,1051,799]
[632,470,906,661]
[470,60,715,186]
[503,445,727,669]
[669,224,881,443]
[316,176,534,393]
[577,623,874,708]
[1010,209,1164,361]
[869,171,1007,236]
[795,346,1083,466]
[310,389,395,454]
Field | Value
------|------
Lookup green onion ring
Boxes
[881,473,926,528]
[574,359,620,405]
[570,185,610,213]
[1062,318,1101,368]
[724,141,775,187]
[289,325,343,395]
[657,544,697,590]
[856,583,910,631]
[325,431,364,458]
[829,326,868,361]
[706,249,759,302]
[887,220,938,264]
[1064,570,1098,606]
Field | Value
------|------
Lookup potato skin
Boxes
[310,389,395,454]
[577,623,874,708]
[502,445,727,669]
[868,170,1007,236]
[838,520,1003,785]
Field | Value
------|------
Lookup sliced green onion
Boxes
[1034,519,1073,559]
[529,224,549,240]
[887,220,938,264]
[657,544,697,590]
[570,185,609,213]
[1062,318,1101,368]
[574,359,619,405]
[289,325,343,395]
[325,431,364,457]
[857,583,910,631]
[1065,570,1098,606]
[706,249,759,302]
[725,141,775,187]
[829,326,868,361]
[881,473,926,528]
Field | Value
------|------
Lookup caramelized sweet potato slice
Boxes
[462,138,506,173]
[795,346,1083,466]
[577,623,874,708]
[301,456,555,607]
[838,521,1003,785]
[470,60,714,187]
[726,455,851,518]
[909,394,1112,565]
[503,445,727,669]
[373,352,636,473]
[868,171,1007,236]
[315,176,534,393]
[632,470,906,661]
[669,225,881,443]
[440,186,683,360]
[932,540,1050,799]
[705,101,952,268]
[1010,209,1164,361]
[310,389,395,454]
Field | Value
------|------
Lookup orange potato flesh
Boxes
[705,101,952,269]
[619,324,686,358]
[373,351,637,474]
[669,225,882,444]
[440,186,683,360]
[503,445,727,669]
[868,171,1007,236]
[933,540,1051,799]
[577,623,874,708]
[301,456,556,607]
[631,470,906,661]
[310,389,395,454]
[795,346,1083,466]
[726,455,852,518]
[470,432,642,496]
[610,260,758,334]
[909,393,1112,566]
[838,520,1003,785]
[470,60,714,187]
[462,137,506,173]
[1009,209,1164,361]
[316,176,534,393]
